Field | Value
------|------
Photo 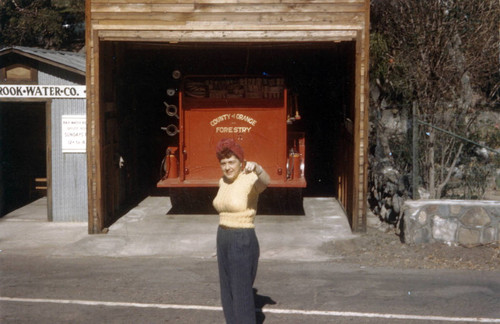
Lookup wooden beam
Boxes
[91,3,364,13]
[91,21,364,31]
[87,3,106,234]
[359,0,370,232]
[90,12,364,24]
[96,29,358,42]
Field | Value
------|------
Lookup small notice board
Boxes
[62,115,86,153]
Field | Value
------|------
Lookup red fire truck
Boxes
[157,75,306,191]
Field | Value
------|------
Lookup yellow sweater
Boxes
[213,171,263,229]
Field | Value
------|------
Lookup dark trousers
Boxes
[217,226,260,324]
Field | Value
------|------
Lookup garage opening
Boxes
[0,102,47,217]
[99,41,355,226]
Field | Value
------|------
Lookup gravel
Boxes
[321,226,500,271]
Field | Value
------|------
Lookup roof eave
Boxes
[0,47,86,76]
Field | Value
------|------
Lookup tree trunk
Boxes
[428,130,436,198]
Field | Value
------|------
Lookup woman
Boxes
[213,138,271,324]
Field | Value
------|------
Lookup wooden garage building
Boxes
[85,0,370,234]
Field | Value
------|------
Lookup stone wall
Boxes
[403,200,500,246]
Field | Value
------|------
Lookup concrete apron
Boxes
[0,197,355,261]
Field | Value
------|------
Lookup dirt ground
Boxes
[322,224,500,272]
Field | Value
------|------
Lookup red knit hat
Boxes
[216,138,244,162]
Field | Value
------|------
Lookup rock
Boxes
[458,228,481,247]
[460,207,491,227]
[432,215,458,243]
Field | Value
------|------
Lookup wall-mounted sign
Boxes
[62,115,86,153]
[0,85,86,98]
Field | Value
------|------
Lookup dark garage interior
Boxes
[0,102,47,216]
[100,41,356,222]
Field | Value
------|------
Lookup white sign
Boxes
[62,115,86,153]
[0,85,86,98]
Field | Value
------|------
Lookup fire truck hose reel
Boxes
[164,102,179,119]
[172,70,182,80]
[161,124,179,136]
[166,124,179,136]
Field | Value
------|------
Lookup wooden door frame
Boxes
[86,34,369,234]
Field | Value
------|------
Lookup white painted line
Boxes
[264,308,500,322]
[0,296,221,311]
[1,296,499,323]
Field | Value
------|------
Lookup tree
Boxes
[370,0,499,200]
[0,0,84,50]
